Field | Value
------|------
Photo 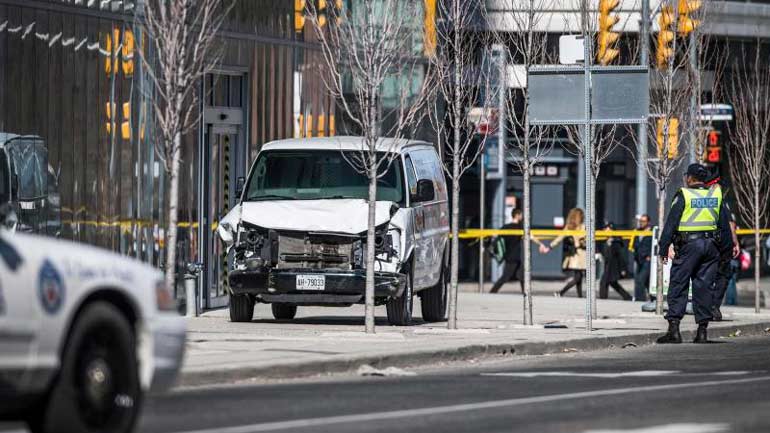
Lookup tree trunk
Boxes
[655,188,667,316]
[365,157,377,333]
[364,103,378,333]
[755,191,761,314]
[448,162,461,330]
[522,126,533,326]
[448,11,462,330]
[164,132,182,296]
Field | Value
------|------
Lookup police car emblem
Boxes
[38,260,65,314]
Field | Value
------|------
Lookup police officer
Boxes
[705,174,740,321]
[657,164,731,344]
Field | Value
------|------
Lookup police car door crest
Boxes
[38,259,65,314]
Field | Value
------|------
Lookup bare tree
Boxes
[555,0,629,320]
[684,5,725,164]
[138,0,232,294]
[728,40,770,314]
[306,0,432,333]
[492,0,555,325]
[625,0,697,315]
[427,0,495,329]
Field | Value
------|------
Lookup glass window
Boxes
[245,150,404,204]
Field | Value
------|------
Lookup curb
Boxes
[177,320,770,387]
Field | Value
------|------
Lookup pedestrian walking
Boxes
[542,208,586,298]
[705,174,740,321]
[656,164,732,344]
[489,209,546,294]
[633,214,653,302]
[599,222,632,300]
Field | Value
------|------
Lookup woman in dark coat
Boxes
[600,222,632,300]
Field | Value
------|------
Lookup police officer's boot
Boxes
[656,319,682,344]
[711,306,723,322]
[693,323,709,344]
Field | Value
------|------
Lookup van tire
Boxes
[28,302,140,433]
[387,269,413,326]
[229,294,255,322]
[271,304,297,320]
[421,265,448,322]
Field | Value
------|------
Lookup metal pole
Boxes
[689,31,698,163]
[577,154,586,209]
[583,29,594,333]
[479,154,486,293]
[636,0,650,217]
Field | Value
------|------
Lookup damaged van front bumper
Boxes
[228,268,407,305]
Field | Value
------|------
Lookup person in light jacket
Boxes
[542,208,586,298]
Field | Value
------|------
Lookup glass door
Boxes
[201,124,240,309]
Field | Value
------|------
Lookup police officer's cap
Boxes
[685,163,709,182]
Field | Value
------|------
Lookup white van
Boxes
[218,137,449,326]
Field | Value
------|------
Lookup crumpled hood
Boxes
[239,199,395,234]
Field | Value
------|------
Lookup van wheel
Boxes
[421,265,448,322]
[271,304,297,320]
[387,269,413,326]
[229,294,255,322]
[28,302,141,433]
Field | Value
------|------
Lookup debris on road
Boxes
[357,365,417,377]
[728,330,743,338]
[563,348,579,353]
[622,342,638,348]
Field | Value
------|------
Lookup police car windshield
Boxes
[245,150,404,204]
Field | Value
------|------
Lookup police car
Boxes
[0,226,186,433]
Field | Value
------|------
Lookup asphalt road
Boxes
[4,335,770,433]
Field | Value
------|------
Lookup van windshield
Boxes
[245,150,404,204]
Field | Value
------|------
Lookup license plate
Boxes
[296,275,325,291]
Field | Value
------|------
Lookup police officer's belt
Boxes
[678,231,717,242]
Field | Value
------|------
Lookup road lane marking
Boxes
[582,423,729,433]
[171,374,770,433]
[482,370,757,379]
[482,370,680,378]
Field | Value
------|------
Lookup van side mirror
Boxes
[235,176,246,199]
[414,179,435,203]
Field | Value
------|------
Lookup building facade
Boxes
[0,0,336,307]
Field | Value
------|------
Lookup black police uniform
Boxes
[657,166,731,343]
[712,202,736,320]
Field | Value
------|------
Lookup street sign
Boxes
[559,35,584,65]
[591,67,649,123]
[528,66,585,124]
[699,103,733,122]
[528,66,649,125]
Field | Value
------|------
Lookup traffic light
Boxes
[122,29,135,77]
[331,0,344,25]
[656,117,679,159]
[424,0,437,57]
[656,6,676,69]
[318,0,328,28]
[597,0,620,65]
[294,0,306,33]
[705,129,721,163]
[678,0,701,36]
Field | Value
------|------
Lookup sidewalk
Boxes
[180,287,770,387]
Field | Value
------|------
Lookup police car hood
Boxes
[237,199,395,234]
[4,231,162,283]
